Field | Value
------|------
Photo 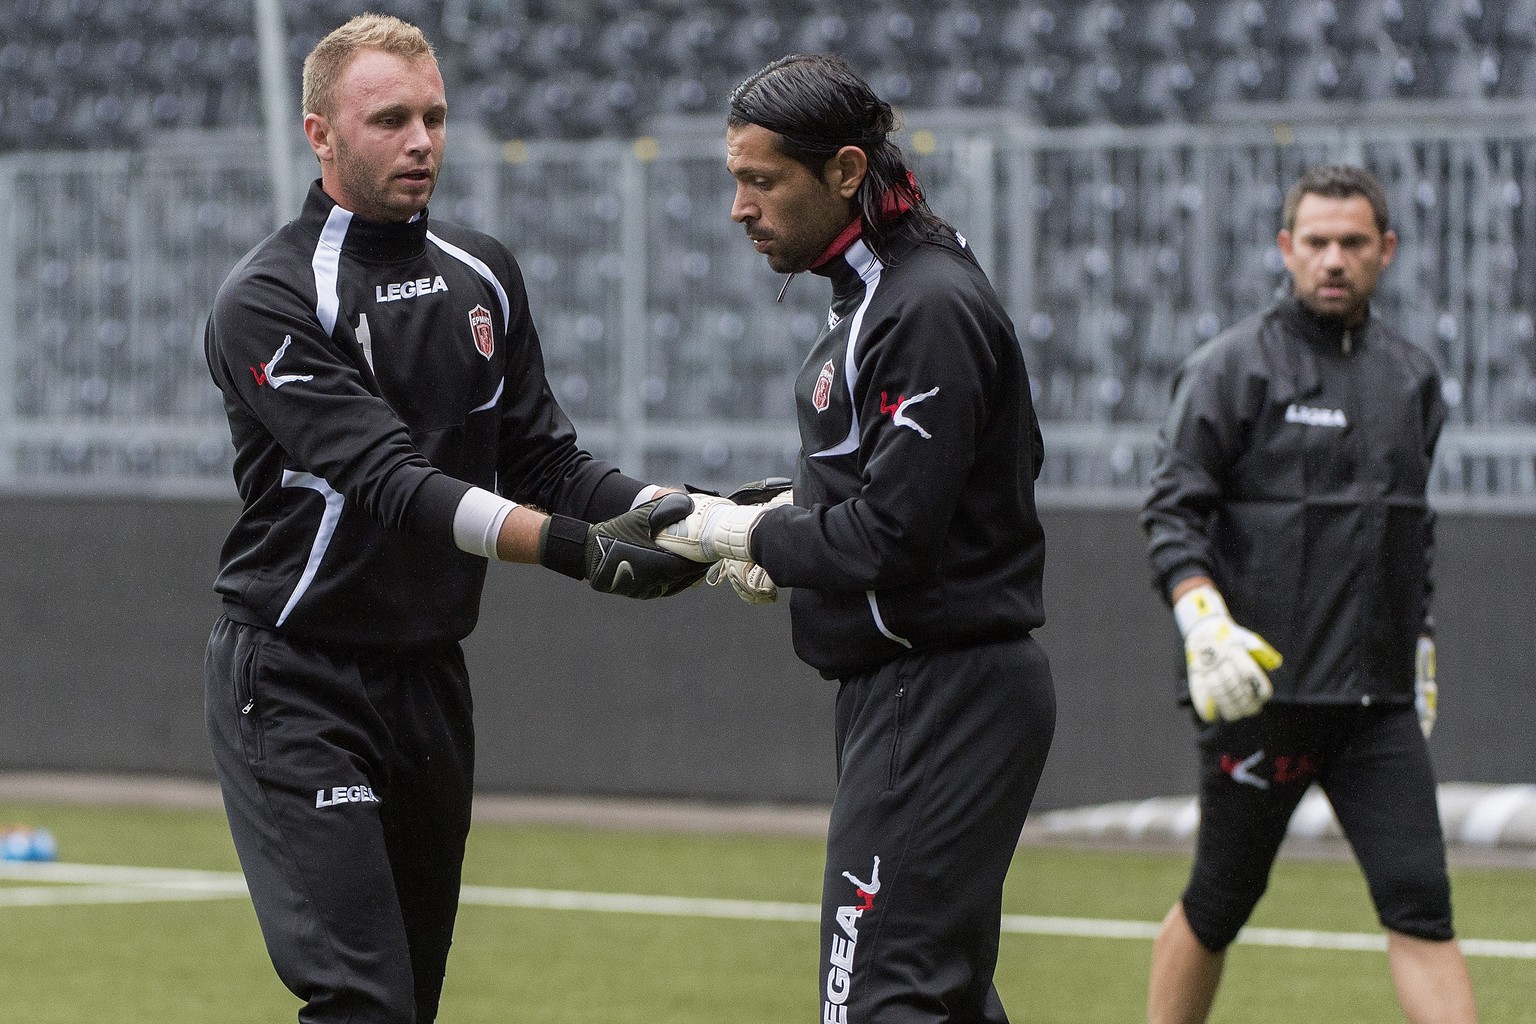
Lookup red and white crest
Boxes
[468,305,494,359]
[812,359,836,413]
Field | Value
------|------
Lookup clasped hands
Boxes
[576,479,790,603]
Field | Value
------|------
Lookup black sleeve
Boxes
[1420,357,1447,630]
[1141,343,1237,599]
[206,266,471,543]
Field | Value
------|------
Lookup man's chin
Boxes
[765,253,810,275]
[1301,294,1366,324]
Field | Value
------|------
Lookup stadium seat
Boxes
[1428,47,1498,97]
[1282,49,1345,100]
[721,14,783,72]
[1194,0,1268,56]
[1202,51,1277,103]
[931,7,992,60]
[1036,61,1115,124]
[997,6,1059,61]
[1048,3,1124,59]
[1502,0,1536,45]
[1129,60,1197,121]
[1341,40,1411,98]
[789,12,848,54]
[1119,0,1197,58]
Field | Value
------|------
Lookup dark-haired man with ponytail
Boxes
[657,53,1057,1024]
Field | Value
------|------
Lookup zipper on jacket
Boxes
[1341,328,1352,355]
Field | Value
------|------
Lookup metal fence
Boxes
[4,105,1536,507]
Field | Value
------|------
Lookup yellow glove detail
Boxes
[1415,635,1437,739]
[1174,584,1282,722]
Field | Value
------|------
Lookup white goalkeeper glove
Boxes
[700,487,792,604]
[1174,584,1282,722]
[706,557,778,604]
[1415,634,1437,739]
[656,490,788,564]
[700,488,792,601]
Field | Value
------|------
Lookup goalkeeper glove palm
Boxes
[1175,584,1282,722]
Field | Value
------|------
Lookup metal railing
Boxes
[4,105,1536,508]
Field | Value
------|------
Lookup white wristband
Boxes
[630,484,665,509]
[452,486,519,560]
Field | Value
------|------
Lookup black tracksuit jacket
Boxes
[750,222,1048,679]
[204,182,644,648]
[1142,295,1445,704]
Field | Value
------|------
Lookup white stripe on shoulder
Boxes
[275,470,345,627]
[428,231,511,331]
[811,239,883,460]
[312,205,351,337]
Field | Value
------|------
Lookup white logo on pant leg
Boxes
[315,785,382,808]
[841,856,881,902]
[1224,750,1270,790]
[824,856,881,1024]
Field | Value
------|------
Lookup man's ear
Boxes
[826,145,868,199]
[304,112,333,161]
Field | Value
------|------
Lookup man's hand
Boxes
[652,493,766,563]
[706,558,779,604]
[700,479,792,604]
[1175,583,1282,722]
[538,493,710,599]
[1416,634,1438,738]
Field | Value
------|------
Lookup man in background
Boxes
[1141,164,1477,1024]
[203,14,701,1022]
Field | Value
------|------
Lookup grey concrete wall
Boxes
[1,494,1531,810]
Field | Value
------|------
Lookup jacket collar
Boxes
[1278,293,1368,354]
[301,180,430,263]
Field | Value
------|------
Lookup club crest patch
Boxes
[468,304,494,359]
[812,359,836,413]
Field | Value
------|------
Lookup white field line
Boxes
[3,862,1534,961]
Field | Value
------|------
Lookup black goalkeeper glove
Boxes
[537,492,710,599]
[724,476,792,506]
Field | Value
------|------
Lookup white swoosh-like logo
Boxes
[266,335,315,390]
[1231,750,1269,790]
[893,387,939,439]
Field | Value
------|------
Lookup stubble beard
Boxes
[334,137,434,223]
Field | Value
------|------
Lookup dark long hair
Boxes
[728,53,949,262]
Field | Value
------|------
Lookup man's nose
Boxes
[405,118,434,153]
[731,187,754,224]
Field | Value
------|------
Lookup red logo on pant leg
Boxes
[1273,755,1319,785]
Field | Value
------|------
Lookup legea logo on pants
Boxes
[824,855,881,1024]
[315,785,382,808]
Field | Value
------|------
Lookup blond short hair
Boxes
[301,13,437,118]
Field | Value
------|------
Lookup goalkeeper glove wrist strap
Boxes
[538,514,589,580]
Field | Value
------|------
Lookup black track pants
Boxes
[819,636,1056,1024]
[204,616,475,1024]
